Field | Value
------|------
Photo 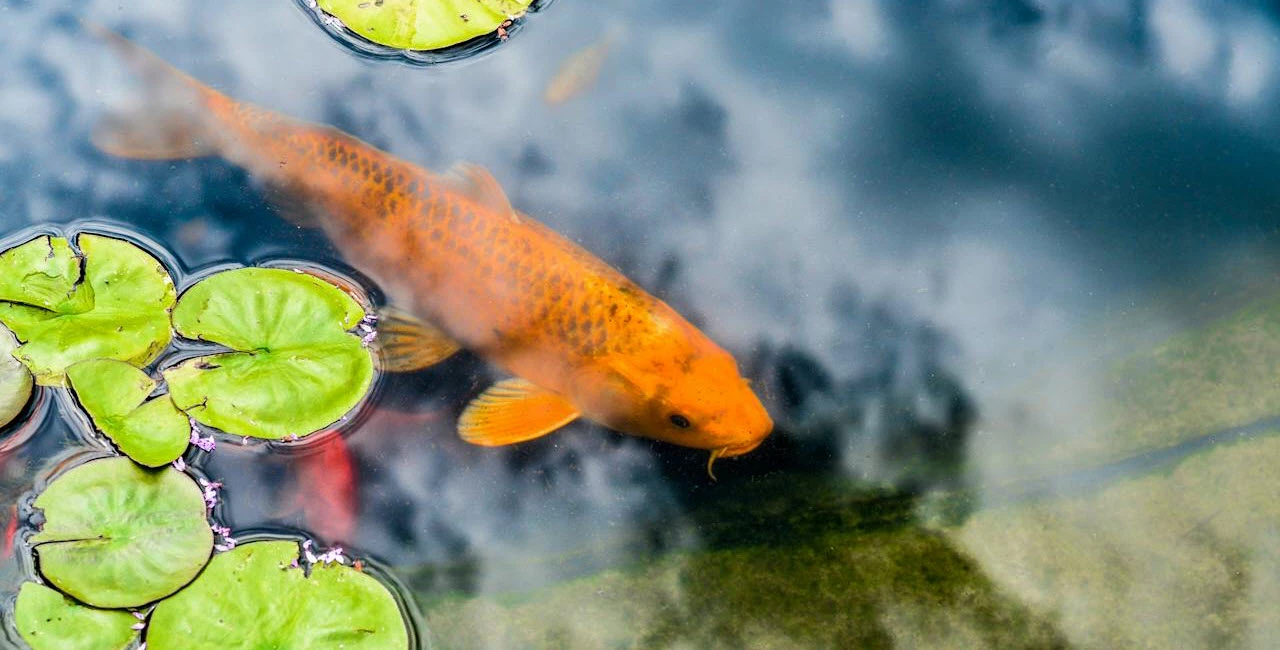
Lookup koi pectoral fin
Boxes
[375,306,462,373]
[459,378,579,446]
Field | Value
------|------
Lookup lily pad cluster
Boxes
[0,232,375,450]
[15,459,408,650]
[0,228,409,649]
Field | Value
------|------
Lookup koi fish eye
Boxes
[669,413,691,429]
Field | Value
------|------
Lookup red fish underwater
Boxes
[91,26,773,477]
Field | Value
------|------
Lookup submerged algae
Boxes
[958,432,1280,648]
[422,521,1065,649]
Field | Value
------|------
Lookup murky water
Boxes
[3,0,1280,648]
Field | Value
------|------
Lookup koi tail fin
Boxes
[84,21,218,160]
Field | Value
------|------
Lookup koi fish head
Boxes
[572,348,773,457]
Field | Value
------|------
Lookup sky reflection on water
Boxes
[3,0,1280,647]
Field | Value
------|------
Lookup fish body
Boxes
[92,26,772,463]
[290,434,359,543]
[543,35,612,105]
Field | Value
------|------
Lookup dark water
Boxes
[3,1,1280,648]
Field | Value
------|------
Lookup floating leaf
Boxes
[30,457,213,608]
[165,268,374,440]
[67,359,190,467]
[148,541,409,649]
[0,236,92,314]
[0,234,175,386]
[13,582,139,650]
[0,324,32,430]
[317,0,532,50]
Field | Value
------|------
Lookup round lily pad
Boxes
[0,324,32,430]
[13,582,139,650]
[148,541,409,649]
[67,359,190,467]
[0,234,176,387]
[165,268,374,440]
[30,457,213,608]
[317,0,532,50]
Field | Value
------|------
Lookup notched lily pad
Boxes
[67,359,190,467]
[30,457,213,608]
[0,324,33,430]
[13,582,139,650]
[165,268,374,440]
[148,540,409,649]
[317,0,533,51]
[0,236,91,314]
[0,234,176,386]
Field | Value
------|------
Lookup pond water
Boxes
[2,0,1280,648]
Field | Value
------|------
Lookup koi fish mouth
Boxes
[705,437,767,481]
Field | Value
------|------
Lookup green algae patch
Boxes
[318,0,532,50]
[13,582,139,650]
[67,359,190,467]
[956,432,1280,648]
[0,234,175,387]
[31,457,213,608]
[147,540,409,649]
[165,268,374,440]
[0,324,32,429]
[420,525,1065,649]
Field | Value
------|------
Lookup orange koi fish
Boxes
[287,434,359,544]
[543,34,613,106]
[90,26,773,475]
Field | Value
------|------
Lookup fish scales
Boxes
[209,102,670,385]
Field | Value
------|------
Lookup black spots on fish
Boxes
[429,229,443,242]
[406,180,421,195]
[383,177,394,193]
[608,303,619,317]
[579,302,590,317]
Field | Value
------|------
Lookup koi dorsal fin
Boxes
[458,378,579,446]
[441,163,518,220]
[375,306,461,372]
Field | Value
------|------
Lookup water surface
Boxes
[2,0,1280,647]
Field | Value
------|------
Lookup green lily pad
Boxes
[0,235,92,314]
[318,0,532,50]
[148,541,409,649]
[13,582,139,650]
[67,359,190,467]
[165,267,374,440]
[0,234,175,387]
[31,457,213,608]
[0,324,32,429]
